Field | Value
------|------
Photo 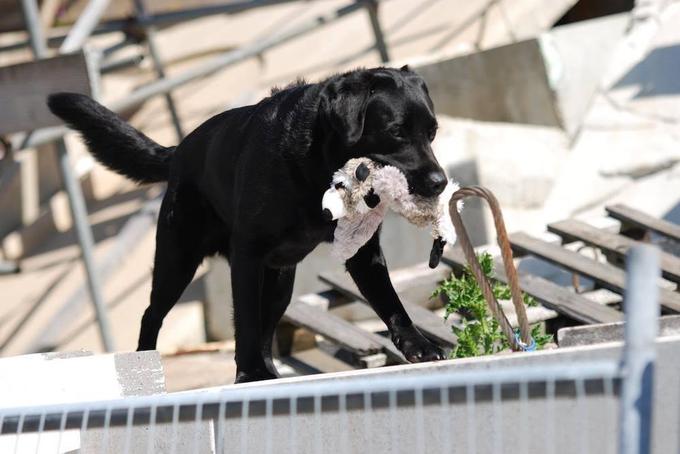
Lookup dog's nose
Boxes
[426,171,447,196]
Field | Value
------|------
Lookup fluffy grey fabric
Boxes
[323,158,461,260]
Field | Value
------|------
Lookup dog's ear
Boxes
[320,75,370,146]
[321,71,400,146]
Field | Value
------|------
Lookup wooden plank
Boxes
[606,204,680,242]
[306,294,413,364]
[283,299,408,364]
[442,247,624,325]
[548,219,680,283]
[319,271,458,348]
[283,302,382,357]
[0,52,91,134]
[510,232,680,313]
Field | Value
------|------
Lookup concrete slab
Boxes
[541,13,631,136]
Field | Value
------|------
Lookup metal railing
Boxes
[0,245,662,454]
[6,0,393,353]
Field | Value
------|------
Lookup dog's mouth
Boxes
[365,154,412,188]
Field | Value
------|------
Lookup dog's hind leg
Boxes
[137,191,203,351]
[260,265,296,376]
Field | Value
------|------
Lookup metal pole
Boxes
[18,0,48,57]
[364,0,390,63]
[108,1,373,111]
[19,0,115,351]
[619,244,660,454]
[134,0,185,141]
[59,0,111,54]
[55,140,115,351]
[14,0,378,152]
[1,0,302,54]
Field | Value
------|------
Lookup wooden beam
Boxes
[442,247,624,325]
[282,300,407,364]
[0,52,91,134]
[548,218,680,283]
[606,204,680,242]
[509,232,680,313]
[319,271,458,348]
[283,302,381,357]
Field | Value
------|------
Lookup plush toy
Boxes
[322,158,461,268]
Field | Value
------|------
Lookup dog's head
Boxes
[320,66,446,198]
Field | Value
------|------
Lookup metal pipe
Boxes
[364,0,390,62]
[100,53,145,74]
[59,0,111,54]
[18,0,49,57]
[54,140,115,351]
[19,0,115,352]
[110,1,371,112]
[134,0,184,141]
[126,0,298,28]
[0,0,303,55]
[619,244,660,454]
[15,0,376,151]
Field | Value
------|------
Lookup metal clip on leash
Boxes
[449,186,533,352]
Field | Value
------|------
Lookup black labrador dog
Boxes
[47,66,448,383]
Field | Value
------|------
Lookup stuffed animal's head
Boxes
[318,67,447,198]
[322,160,381,221]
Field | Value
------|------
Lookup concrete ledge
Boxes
[558,315,680,347]
[0,350,213,453]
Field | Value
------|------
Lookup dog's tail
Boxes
[47,93,174,184]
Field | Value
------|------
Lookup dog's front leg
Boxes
[230,246,278,383]
[345,229,445,363]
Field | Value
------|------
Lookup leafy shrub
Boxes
[433,252,553,358]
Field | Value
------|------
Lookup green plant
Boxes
[433,252,552,358]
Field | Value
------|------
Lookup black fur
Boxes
[48,67,448,383]
[47,93,174,183]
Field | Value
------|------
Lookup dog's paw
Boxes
[391,325,446,363]
[234,368,278,383]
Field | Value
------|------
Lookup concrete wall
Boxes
[416,39,561,128]
[413,14,630,138]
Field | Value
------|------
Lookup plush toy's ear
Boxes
[322,187,346,221]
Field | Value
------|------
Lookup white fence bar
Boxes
[619,244,660,454]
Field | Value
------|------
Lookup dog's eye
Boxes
[428,126,438,142]
[390,127,404,139]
